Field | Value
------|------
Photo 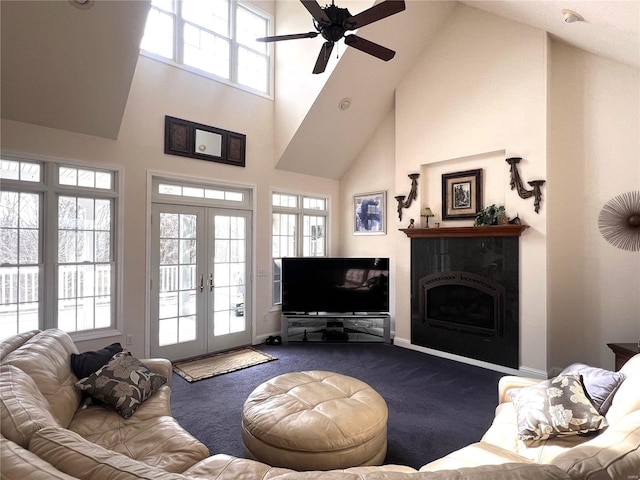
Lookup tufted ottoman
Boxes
[241,370,388,471]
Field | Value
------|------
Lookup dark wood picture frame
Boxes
[164,116,246,167]
[442,169,483,220]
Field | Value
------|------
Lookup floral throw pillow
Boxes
[508,374,608,441]
[75,352,167,419]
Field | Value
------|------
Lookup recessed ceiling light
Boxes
[69,0,95,9]
[338,98,351,111]
[562,9,583,23]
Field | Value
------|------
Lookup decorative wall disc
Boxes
[598,191,640,252]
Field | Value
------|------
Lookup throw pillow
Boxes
[559,362,625,415]
[70,343,123,379]
[508,374,608,441]
[74,352,166,419]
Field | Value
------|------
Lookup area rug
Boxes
[173,347,277,382]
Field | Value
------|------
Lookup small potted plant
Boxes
[474,204,506,226]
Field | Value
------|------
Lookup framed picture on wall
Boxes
[354,191,386,235]
[442,169,483,220]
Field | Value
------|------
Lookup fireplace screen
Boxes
[419,272,504,337]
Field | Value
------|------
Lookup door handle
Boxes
[199,274,204,292]
[209,273,214,291]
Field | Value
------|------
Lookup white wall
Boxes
[1,55,340,356]
[547,40,640,371]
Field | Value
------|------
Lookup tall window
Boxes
[140,0,272,95]
[0,158,120,340]
[272,192,328,305]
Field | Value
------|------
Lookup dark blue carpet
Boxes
[170,343,505,470]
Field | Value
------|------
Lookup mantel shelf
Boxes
[400,224,529,238]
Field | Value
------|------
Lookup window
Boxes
[272,192,328,305]
[0,158,121,341]
[141,0,272,95]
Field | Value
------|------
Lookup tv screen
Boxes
[282,257,389,314]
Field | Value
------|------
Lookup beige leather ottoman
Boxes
[242,370,388,470]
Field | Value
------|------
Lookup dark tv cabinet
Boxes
[281,314,391,344]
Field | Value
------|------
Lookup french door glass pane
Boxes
[158,213,198,346]
[213,215,245,336]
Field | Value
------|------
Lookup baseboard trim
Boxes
[393,337,547,379]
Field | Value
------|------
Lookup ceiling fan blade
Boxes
[257,32,319,42]
[313,42,334,74]
[300,0,331,25]
[344,0,406,30]
[344,35,395,61]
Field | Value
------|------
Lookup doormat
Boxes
[173,347,277,383]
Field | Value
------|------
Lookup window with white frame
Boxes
[140,0,272,95]
[272,192,328,305]
[0,158,120,340]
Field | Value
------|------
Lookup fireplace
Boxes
[410,235,520,368]
[419,271,505,337]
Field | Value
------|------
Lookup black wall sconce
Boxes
[506,157,545,213]
[394,173,419,221]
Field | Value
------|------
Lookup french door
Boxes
[150,203,251,361]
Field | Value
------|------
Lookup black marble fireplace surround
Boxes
[411,236,519,368]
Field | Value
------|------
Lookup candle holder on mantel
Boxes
[394,173,419,221]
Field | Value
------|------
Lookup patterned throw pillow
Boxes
[509,374,608,441]
[75,352,167,419]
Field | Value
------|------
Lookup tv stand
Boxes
[281,313,391,344]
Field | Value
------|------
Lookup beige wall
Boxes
[1,55,340,357]
[339,4,639,374]
[394,5,549,374]
[548,40,640,372]
[339,111,397,327]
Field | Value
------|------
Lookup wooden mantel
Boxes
[400,224,529,238]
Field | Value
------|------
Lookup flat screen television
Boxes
[281,257,389,314]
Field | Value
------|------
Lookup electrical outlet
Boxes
[257,268,268,277]
[126,334,133,345]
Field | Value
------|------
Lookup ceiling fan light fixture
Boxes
[562,9,583,23]
[338,98,351,111]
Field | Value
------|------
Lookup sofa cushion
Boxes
[70,343,123,379]
[1,434,78,480]
[29,427,187,480]
[0,364,60,448]
[1,329,82,428]
[508,374,607,441]
[551,409,640,480]
[559,363,625,415]
[68,387,209,473]
[75,352,166,419]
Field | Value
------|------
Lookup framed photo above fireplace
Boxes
[442,169,483,220]
[354,191,386,235]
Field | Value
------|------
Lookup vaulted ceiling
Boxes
[1,0,638,178]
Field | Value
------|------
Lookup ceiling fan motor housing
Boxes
[314,5,351,42]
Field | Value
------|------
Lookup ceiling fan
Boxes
[256,0,406,74]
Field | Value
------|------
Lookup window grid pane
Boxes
[57,195,113,333]
[141,0,271,94]
[0,189,41,340]
[0,160,41,182]
[271,192,328,305]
